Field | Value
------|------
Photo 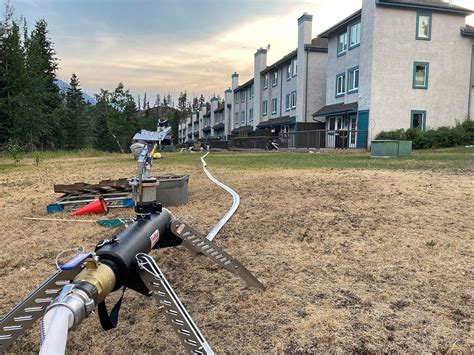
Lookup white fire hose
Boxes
[39,306,73,355]
[200,152,240,241]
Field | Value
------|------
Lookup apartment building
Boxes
[230,13,328,137]
[314,0,474,147]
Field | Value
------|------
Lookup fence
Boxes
[221,130,368,150]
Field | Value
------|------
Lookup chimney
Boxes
[231,72,239,90]
[296,13,313,123]
[254,47,268,74]
[298,12,313,47]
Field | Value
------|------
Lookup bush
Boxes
[4,139,23,164]
[375,119,474,149]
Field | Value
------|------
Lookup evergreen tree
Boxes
[177,91,187,112]
[154,93,161,107]
[192,96,199,111]
[63,73,88,149]
[198,94,205,108]
[24,19,61,149]
[143,92,147,112]
[92,89,115,151]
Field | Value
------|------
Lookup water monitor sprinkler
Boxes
[0,145,264,354]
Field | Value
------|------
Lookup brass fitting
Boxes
[74,262,116,303]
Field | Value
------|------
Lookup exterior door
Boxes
[357,110,369,148]
[326,116,337,148]
[349,115,357,148]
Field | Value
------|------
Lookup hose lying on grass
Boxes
[200,152,240,241]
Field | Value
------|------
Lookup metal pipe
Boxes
[200,152,240,241]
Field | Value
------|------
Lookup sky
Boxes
[10,0,474,102]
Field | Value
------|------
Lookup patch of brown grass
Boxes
[0,154,472,353]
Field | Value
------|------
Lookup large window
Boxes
[347,67,359,93]
[249,108,253,122]
[416,12,431,40]
[263,74,269,89]
[285,94,291,111]
[241,111,245,124]
[272,72,278,87]
[413,62,429,89]
[337,32,348,56]
[411,110,426,130]
[336,73,345,97]
[235,112,239,124]
[291,91,297,109]
[271,98,277,114]
[349,22,361,48]
[262,100,268,116]
[287,65,292,80]
[241,91,245,103]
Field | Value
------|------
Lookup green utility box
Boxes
[155,174,189,206]
[371,140,412,158]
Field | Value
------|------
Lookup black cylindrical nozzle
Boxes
[95,209,175,294]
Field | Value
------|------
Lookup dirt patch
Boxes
[0,155,473,353]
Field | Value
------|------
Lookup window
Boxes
[411,110,426,130]
[347,67,359,93]
[291,91,297,109]
[292,59,297,77]
[250,84,254,98]
[271,98,277,114]
[262,100,268,116]
[285,94,291,111]
[272,72,278,87]
[234,94,238,104]
[337,32,348,56]
[336,73,346,97]
[249,108,253,122]
[416,13,431,40]
[241,111,245,124]
[235,112,239,123]
[286,65,292,80]
[241,91,245,103]
[349,22,361,49]
[263,74,269,89]
[413,62,429,89]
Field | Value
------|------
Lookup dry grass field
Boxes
[0,149,473,353]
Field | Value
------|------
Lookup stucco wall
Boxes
[306,51,328,121]
[370,6,473,138]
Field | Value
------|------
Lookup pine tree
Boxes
[63,73,88,149]
[177,91,187,112]
[154,93,161,107]
[24,19,61,149]
[198,94,205,108]
[143,92,147,112]
[92,89,115,151]
[192,96,199,111]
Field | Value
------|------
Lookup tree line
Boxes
[0,4,209,152]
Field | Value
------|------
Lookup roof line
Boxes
[375,0,473,15]
[319,9,362,38]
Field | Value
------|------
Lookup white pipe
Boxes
[200,152,240,241]
[39,306,74,355]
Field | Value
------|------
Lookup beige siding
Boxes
[370,7,472,137]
